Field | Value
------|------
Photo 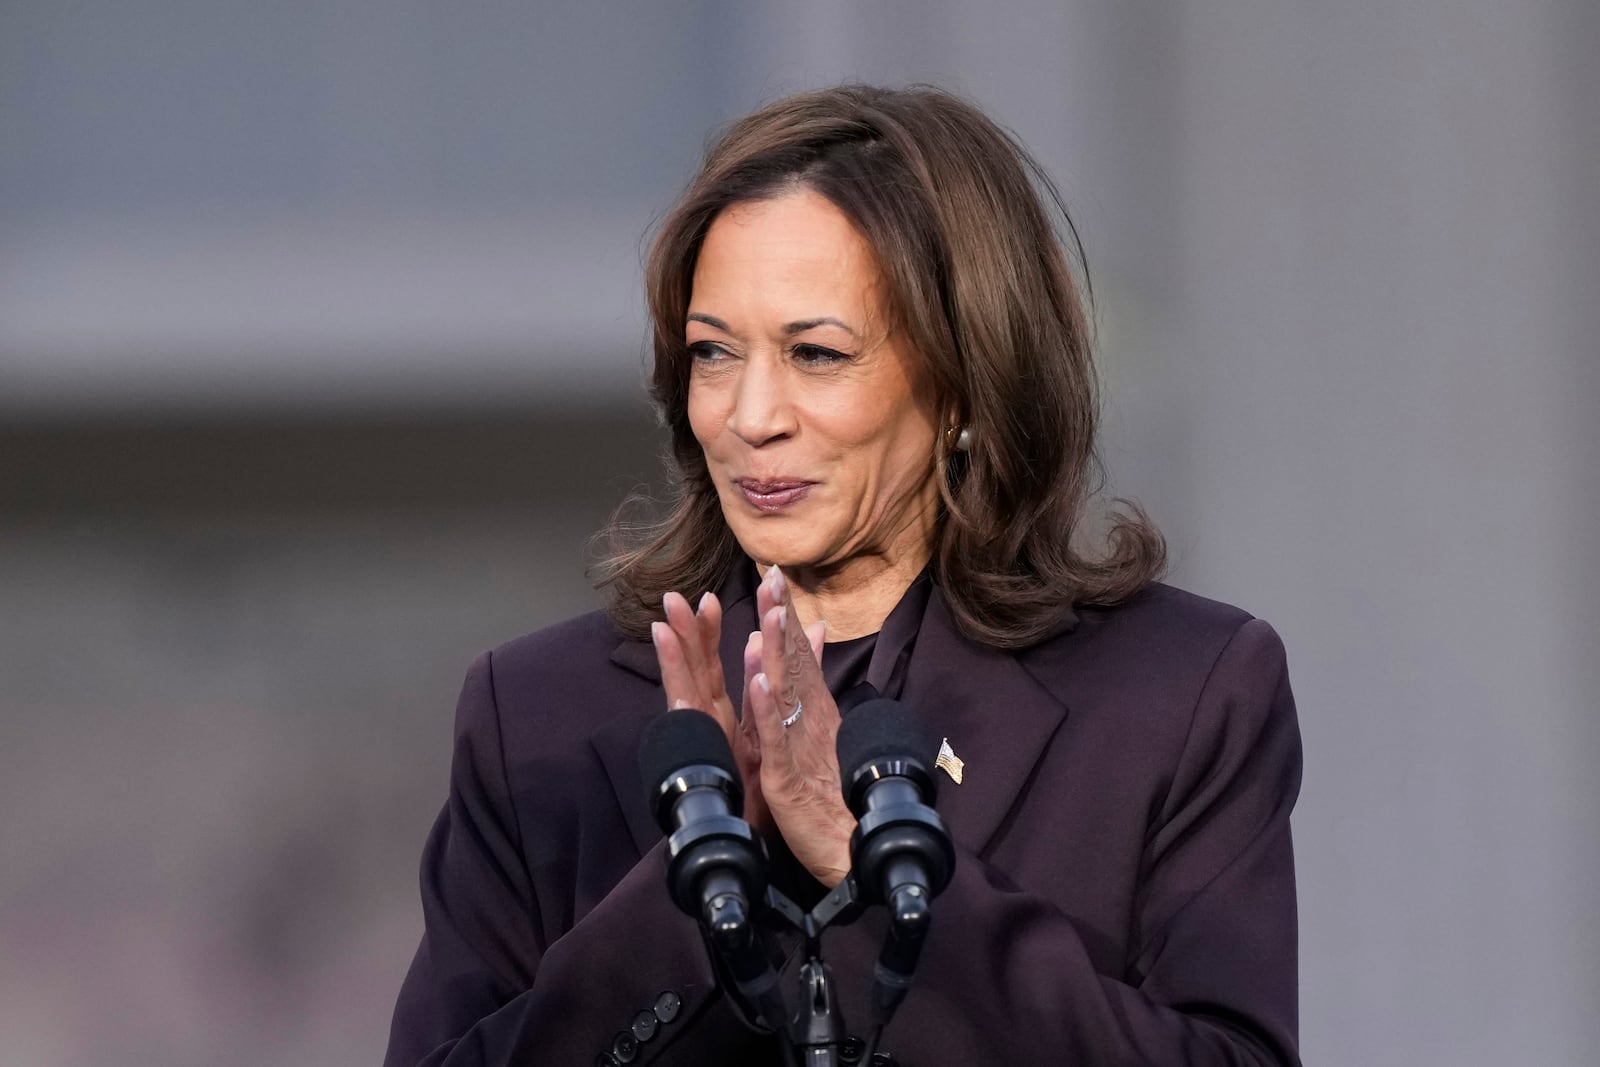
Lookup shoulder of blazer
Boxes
[1016,581,1261,713]
[469,609,668,856]
[490,608,627,667]
[473,609,655,744]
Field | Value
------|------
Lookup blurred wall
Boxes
[3,3,1596,1065]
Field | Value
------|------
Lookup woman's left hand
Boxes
[748,566,858,887]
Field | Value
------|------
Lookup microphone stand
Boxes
[696,858,942,1066]
[700,879,791,1051]
[777,874,862,1066]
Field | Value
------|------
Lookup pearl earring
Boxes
[954,426,972,452]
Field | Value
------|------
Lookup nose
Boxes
[725,352,796,447]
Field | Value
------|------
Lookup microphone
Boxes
[836,699,955,1031]
[638,708,767,932]
[638,709,783,1028]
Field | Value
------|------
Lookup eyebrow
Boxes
[686,312,858,338]
[783,317,858,337]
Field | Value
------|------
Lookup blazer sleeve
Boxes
[866,617,1303,1065]
[383,651,768,1066]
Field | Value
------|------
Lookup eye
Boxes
[792,343,851,366]
[688,340,733,363]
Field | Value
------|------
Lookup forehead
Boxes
[689,190,888,325]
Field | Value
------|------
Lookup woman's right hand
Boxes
[653,591,771,833]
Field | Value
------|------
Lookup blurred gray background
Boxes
[3,2,1596,1064]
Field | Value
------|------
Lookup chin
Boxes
[728,530,822,571]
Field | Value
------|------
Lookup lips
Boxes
[734,478,815,512]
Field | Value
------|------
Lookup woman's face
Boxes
[686,189,942,581]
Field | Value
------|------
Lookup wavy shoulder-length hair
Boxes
[594,84,1164,649]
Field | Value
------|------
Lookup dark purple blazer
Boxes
[384,578,1302,1065]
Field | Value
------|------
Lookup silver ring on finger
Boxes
[781,699,804,729]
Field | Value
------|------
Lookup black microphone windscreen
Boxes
[836,698,938,776]
[638,708,738,797]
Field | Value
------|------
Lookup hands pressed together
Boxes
[651,567,856,887]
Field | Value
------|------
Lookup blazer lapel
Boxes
[901,587,1071,859]
[589,654,667,859]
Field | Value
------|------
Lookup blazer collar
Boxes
[595,571,1074,861]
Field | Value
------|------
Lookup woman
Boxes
[385,85,1302,1066]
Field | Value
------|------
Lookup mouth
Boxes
[733,478,815,513]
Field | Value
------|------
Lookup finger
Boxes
[739,633,764,749]
[762,567,822,691]
[803,620,826,668]
[693,591,729,706]
[695,590,722,649]
[664,590,733,719]
[661,592,708,678]
[729,631,769,819]
[759,603,802,723]
[741,630,763,724]
[756,564,783,625]
[651,621,699,712]
[659,593,735,739]
[732,639,764,764]
[749,670,786,755]
[769,568,806,661]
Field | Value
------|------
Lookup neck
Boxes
[762,548,928,641]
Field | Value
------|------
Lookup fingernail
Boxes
[650,621,663,644]
[771,567,787,598]
[662,593,672,615]
[698,591,711,613]
[672,698,692,710]
[755,673,771,695]
[777,610,787,633]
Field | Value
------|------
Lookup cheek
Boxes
[864,391,936,453]
[815,389,901,448]
[686,387,720,452]
[872,414,940,496]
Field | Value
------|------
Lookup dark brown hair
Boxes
[594,85,1164,648]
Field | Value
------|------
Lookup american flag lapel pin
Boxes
[936,737,964,785]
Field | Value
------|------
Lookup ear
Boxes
[943,421,970,453]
